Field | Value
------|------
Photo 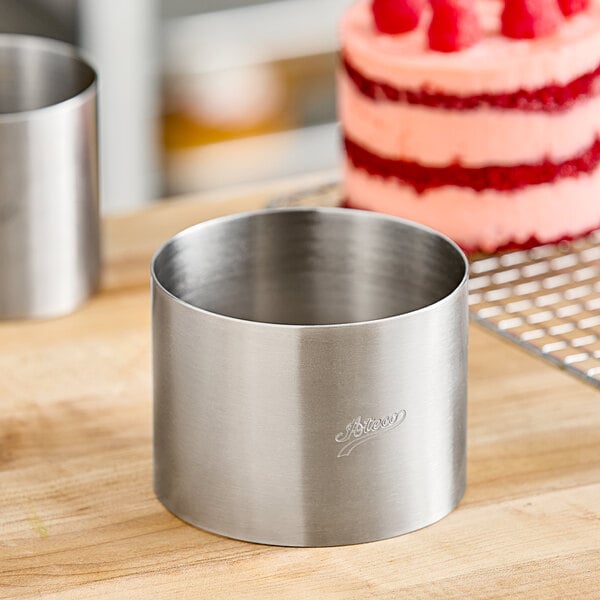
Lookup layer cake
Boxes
[340,0,600,252]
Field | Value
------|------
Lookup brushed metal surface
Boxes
[152,208,469,546]
[0,35,100,319]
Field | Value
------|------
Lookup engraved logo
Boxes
[335,410,407,457]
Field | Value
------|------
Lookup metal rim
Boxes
[0,34,97,123]
[151,206,470,330]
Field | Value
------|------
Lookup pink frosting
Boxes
[339,71,600,166]
[341,0,600,95]
[345,162,600,252]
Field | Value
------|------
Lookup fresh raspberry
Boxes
[371,0,426,34]
[502,0,564,39]
[558,0,590,16]
[427,0,482,52]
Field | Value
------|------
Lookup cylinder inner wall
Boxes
[153,209,467,325]
[0,38,95,114]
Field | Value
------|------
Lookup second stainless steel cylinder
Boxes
[152,208,469,546]
[0,35,99,319]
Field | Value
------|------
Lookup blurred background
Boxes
[0,0,351,212]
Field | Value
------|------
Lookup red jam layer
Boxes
[344,136,600,193]
[343,198,600,254]
[342,54,600,112]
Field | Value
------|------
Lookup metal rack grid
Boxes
[269,183,600,388]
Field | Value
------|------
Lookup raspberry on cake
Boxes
[558,0,590,16]
[429,0,482,52]
[339,0,600,252]
[372,0,426,34]
[502,0,563,39]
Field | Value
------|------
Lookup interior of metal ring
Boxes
[153,210,467,325]
[0,38,95,114]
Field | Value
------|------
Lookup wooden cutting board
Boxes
[1,179,599,599]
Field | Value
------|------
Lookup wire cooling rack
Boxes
[269,183,600,389]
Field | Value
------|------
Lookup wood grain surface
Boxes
[1,180,599,599]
